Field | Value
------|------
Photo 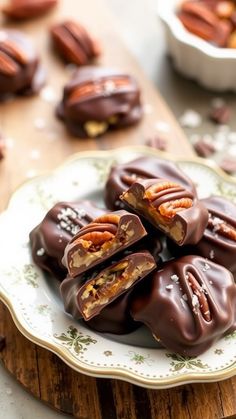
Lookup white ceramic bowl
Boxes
[158,0,236,91]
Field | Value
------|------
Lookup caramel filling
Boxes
[80,260,154,319]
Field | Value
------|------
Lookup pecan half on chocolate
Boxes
[63,210,147,277]
[56,66,142,137]
[0,30,45,98]
[50,20,101,66]
[2,0,58,20]
[121,178,208,245]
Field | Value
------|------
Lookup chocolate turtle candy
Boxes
[121,178,208,246]
[63,210,147,277]
[30,201,105,279]
[60,250,156,322]
[50,20,101,66]
[167,196,236,276]
[131,255,236,357]
[196,196,236,274]
[56,66,142,137]
[0,29,45,99]
[104,156,197,210]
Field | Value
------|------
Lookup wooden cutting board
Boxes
[0,0,235,418]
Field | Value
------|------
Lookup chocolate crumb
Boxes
[220,158,236,175]
[145,135,167,151]
[209,105,231,125]
[193,139,215,158]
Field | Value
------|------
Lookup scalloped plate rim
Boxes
[1,145,236,389]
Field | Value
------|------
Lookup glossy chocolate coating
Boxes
[104,156,197,210]
[63,210,147,277]
[61,250,156,322]
[121,178,208,246]
[168,196,236,276]
[30,201,105,279]
[197,196,236,274]
[56,66,142,137]
[0,30,45,99]
[86,291,141,334]
[131,255,236,357]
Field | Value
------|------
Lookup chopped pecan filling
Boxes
[80,260,154,319]
[187,272,211,322]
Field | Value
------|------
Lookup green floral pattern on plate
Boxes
[54,326,97,355]
[166,354,209,372]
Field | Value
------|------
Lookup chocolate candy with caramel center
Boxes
[131,255,236,357]
[104,156,197,210]
[63,210,147,277]
[30,201,105,279]
[61,250,156,322]
[121,178,208,246]
[0,29,45,98]
[56,66,142,137]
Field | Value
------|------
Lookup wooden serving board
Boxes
[0,0,236,418]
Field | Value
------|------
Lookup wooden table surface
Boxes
[0,0,235,418]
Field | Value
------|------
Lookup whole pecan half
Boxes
[187,272,211,322]
[2,0,58,20]
[208,214,236,241]
[50,20,101,66]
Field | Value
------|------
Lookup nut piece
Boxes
[159,198,193,219]
[208,214,236,241]
[0,50,19,76]
[51,20,101,66]
[2,0,58,20]
[187,272,211,322]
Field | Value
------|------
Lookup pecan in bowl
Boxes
[56,66,143,137]
[50,20,101,66]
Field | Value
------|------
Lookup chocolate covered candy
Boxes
[121,178,208,246]
[2,0,58,20]
[0,30,45,99]
[30,201,105,279]
[86,291,140,334]
[131,255,236,357]
[61,250,156,322]
[104,156,197,210]
[56,67,142,137]
[196,196,236,275]
[63,210,147,277]
[50,20,101,66]
[168,196,236,276]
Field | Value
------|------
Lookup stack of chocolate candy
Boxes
[30,156,236,357]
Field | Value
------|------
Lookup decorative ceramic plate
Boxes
[0,146,236,389]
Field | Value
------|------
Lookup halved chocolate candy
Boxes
[168,196,236,276]
[63,210,147,277]
[30,200,105,279]
[60,250,156,322]
[121,178,208,246]
[104,156,197,210]
[131,255,236,357]
[56,66,142,137]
